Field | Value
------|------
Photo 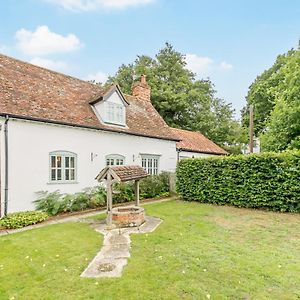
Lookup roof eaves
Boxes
[0,113,179,142]
[177,147,228,155]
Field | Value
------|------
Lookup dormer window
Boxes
[91,84,128,127]
[106,101,125,125]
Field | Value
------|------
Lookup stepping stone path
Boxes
[81,216,162,278]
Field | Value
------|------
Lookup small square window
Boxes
[106,155,125,166]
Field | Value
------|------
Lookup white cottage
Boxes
[0,54,226,215]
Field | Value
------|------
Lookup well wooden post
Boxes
[135,179,140,206]
[106,172,113,226]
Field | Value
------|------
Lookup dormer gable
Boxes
[90,84,129,127]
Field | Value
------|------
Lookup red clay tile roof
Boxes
[111,165,149,182]
[96,165,148,182]
[0,54,177,141]
[171,127,228,155]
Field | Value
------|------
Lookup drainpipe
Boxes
[4,115,9,216]
[176,149,181,163]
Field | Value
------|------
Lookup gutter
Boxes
[178,147,227,156]
[0,113,180,143]
[176,149,181,162]
[4,115,9,216]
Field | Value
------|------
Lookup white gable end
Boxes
[93,88,127,127]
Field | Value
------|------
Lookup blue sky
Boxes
[0,0,299,117]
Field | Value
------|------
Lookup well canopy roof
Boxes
[96,165,148,182]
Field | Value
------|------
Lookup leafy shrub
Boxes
[112,172,171,202]
[34,190,63,216]
[34,187,106,216]
[112,182,135,203]
[140,172,170,199]
[176,151,300,213]
[34,173,171,216]
[0,211,48,229]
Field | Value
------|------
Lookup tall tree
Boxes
[242,48,297,135]
[260,47,300,151]
[108,43,242,151]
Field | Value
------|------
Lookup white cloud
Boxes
[185,53,233,77]
[85,71,108,83]
[220,61,233,70]
[185,54,214,75]
[15,25,83,56]
[46,0,154,11]
[30,57,68,72]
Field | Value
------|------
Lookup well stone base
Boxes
[111,206,145,227]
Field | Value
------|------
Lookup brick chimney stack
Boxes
[132,74,151,102]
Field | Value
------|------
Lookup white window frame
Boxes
[105,101,125,125]
[141,155,160,175]
[106,154,125,166]
[49,151,77,183]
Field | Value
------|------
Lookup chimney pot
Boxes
[132,75,151,102]
[141,74,146,84]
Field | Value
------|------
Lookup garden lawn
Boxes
[0,200,300,299]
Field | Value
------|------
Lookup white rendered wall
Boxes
[3,118,177,213]
[179,150,217,160]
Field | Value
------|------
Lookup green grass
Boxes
[1,200,300,299]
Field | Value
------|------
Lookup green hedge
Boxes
[0,211,48,229]
[176,151,300,212]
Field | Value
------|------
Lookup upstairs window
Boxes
[141,155,159,175]
[91,86,128,127]
[106,154,125,166]
[105,102,125,125]
[50,151,77,183]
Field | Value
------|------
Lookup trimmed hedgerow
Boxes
[176,151,300,212]
[0,211,48,229]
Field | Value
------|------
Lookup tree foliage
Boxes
[242,45,300,151]
[108,43,243,152]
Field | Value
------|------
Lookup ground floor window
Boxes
[141,155,159,175]
[106,154,125,166]
[50,151,77,182]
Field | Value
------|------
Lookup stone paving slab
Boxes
[81,257,128,278]
[100,244,131,259]
[103,232,131,246]
[81,216,162,278]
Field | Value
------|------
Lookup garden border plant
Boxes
[34,172,171,216]
[176,151,300,212]
[0,211,48,229]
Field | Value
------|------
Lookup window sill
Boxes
[47,181,79,185]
